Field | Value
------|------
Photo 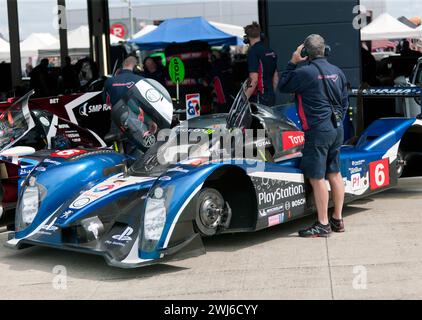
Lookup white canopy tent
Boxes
[131,25,157,40]
[20,33,58,53]
[361,13,422,41]
[0,38,10,62]
[209,21,244,39]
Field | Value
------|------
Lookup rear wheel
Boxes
[194,188,226,237]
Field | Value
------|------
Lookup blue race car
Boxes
[6,79,422,268]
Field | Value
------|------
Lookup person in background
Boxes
[30,58,52,97]
[279,34,349,238]
[60,56,80,94]
[141,56,166,86]
[210,46,235,113]
[243,21,279,106]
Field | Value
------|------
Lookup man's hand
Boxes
[148,121,158,135]
[291,44,308,65]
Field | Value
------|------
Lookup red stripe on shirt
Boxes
[258,60,264,95]
[297,94,309,131]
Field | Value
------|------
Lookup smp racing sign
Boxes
[65,92,112,138]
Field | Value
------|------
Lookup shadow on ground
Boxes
[0,204,369,281]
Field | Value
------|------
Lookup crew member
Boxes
[279,34,349,238]
[103,56,157,152]
[104,56,143,107]
[243,22,279,106]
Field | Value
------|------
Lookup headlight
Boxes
[16,176,47,231]
[144,197,166,241]
[142,186,173,252]
[21,185,39,225]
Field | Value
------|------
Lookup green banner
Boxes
[168,57,185,84]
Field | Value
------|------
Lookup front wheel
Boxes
[396,149,406,178]
[194,188,228,237]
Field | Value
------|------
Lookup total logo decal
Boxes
[70,175,155,210]
[258,185,305,206]
[79,102,111,117]
[282,131,305,151]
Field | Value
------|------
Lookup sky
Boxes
[1,0,422,41]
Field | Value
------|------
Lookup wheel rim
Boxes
[397,151,405,178]
[196,189,225,236]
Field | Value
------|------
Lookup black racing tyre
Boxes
[194,188,225,237]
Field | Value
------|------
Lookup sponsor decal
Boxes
[177,128,216,135]
[70,175,155,210]
[259,204,284,217]
[159,176,172,181]
[60,210,73,219]
[142,134,157,148]
[282,131,305,150]
[186,93,201,120]
[258,185,304,206]
[369,158,390,190]
[268,213,284,227]
[79,102,111,117]
[145,88,162,103]
[284,201,291,211]
[38,218,59,235]
[318,74,339,82]
[43,159,61,166]
[106,227,135,247]
[93,185,114,193]
[291,198,306,207]
[167,166,190,173]
[35,166,46,172]
[58,124,70,129]
[352,160,365,166]
[19,168,32,176]
[112,227,133,241]
[256,139,272,148]
[72,197,91,209]
[50,149,87,159]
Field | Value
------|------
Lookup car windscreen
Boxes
[0,92,34,151]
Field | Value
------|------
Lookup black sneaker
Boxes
[330,217,345,233]
[298,221,332,238]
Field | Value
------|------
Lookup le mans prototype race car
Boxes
[6,78,422,268]
[0,91,106,227]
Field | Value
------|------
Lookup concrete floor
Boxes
[0,177,422,300]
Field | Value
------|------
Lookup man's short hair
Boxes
[244,21,261,39]
[304,34,326,59]
[123,56,138,68]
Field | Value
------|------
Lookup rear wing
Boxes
[349,86,422,98]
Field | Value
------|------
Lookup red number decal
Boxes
[369,158,390,190]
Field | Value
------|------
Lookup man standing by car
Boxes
[279,34,349,237]
[244,22,279,107]
[104,56,142,107]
